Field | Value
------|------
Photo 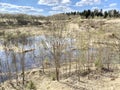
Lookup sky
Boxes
[0,0,119,16]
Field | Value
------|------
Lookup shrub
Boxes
[50,72,56,81]
[26,80,36,90]
[94,59,103,70]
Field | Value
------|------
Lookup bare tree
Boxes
[42,21,67,81]
[11,49,18,85]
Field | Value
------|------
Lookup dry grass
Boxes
[0,18,120,90]
[1,63,120,90]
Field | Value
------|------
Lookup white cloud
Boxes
[103,3,118,11]
[91,6,99,10]
[39,0,73,15]
[61,0,71,4]
[0,2,43,15]
[76,0,101,6]
[38,0,71,6]
[38,0,59,6]
[109,3,117,7]
[52,5,74,12]
[49,11,62,15]
[103,7,118,12]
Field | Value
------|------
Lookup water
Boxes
[0,35,119,82]
[0,35,76,72]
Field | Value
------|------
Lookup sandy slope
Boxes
[1,66,120,90]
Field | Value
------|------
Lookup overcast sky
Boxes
[0,0,119,16]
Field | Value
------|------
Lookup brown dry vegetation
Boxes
[0,18,120,90]
[1,63,120,90]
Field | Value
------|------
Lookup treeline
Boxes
[0,13,49,26]
[65,9,120,18]
[0,9,120,26]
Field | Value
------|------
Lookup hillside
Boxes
[0,15,120,90]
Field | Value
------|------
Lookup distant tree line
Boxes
[0,9,120,26]
[0,13,49,26]
[65,9,120,19]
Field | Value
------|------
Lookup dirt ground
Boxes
[1,66,120,90]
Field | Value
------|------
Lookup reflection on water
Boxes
[0,35,119,82]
